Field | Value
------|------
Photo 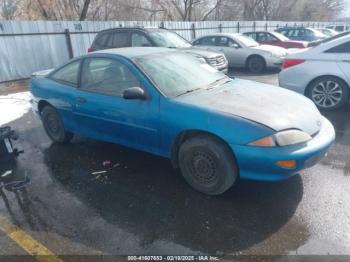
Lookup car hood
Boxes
[252,45,288,56]
[179,47,224,58]
[176,79,323,135]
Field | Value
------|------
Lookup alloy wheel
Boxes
[311,80,343,109]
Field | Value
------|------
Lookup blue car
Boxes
[30,48,335,195]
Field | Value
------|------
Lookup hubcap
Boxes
[47,113,60,134]
[250,59,263,72]
[188,151,218,185]
[312,80,343,108]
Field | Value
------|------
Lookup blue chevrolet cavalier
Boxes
[30,47,335,195]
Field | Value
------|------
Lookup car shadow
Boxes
[229,67,281,77]
[321,103,350,146]
[43,139,304,254]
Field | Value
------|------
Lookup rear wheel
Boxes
[41,106,73,143]
[306,76,349,110]
[247,56,266,73]
[178,135,238,195]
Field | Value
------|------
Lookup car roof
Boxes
[195,33,242,39]
[97,27,164,34]
[93,47,176,59]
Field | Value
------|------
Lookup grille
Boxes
[206,56,226,67]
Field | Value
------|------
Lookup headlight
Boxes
[248,129,312,147]
[269,52,282,58]
[192,54,207,64]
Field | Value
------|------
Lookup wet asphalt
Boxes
[1,69,350,259]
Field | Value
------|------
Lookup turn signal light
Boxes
[249,136,275,147]
[276,160,297,169]
[282,59,305,70]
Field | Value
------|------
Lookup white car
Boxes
[192,33,288,73]
[319,28,338,37]
[279,33,350,110]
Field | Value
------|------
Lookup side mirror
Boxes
[123,87,147,100]
[232,44,240,49]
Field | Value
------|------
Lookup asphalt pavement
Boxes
[0,68,350,260]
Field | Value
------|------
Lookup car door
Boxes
[329,41,350,83]
[215,36,246,66]
[73,56,160,154]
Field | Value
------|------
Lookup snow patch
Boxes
[0,92,31,126]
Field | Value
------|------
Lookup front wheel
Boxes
[247,56,266,73]
[178,135,238,195]
[306,76,349,110]
[41,106,73,143]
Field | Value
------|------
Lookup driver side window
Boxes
[217,37,239,48]
[80,58,140,97]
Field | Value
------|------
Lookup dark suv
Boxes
[89,27,228,73]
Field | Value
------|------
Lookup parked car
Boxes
[318,28,338,37]
[88,27,228,73]
[30,48,335,195]
[279,34,350,110]
[243,31,308,49]
[326,24,350,33]
[275,27,327,42]
[308,31,350,48]
[192,33,288,73]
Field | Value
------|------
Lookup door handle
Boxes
[342,60,350,63]
[77,97,87,104]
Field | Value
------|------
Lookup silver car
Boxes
[279,34,350,110]
[192,33,288,73]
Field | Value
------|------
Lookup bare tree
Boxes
[1,0,347,21]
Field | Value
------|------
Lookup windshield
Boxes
[235,35,259,47]
[148,30,192,48]
[271,32,289,41]
[312,29,327,38]
[134,52,229,97]
[309,31,350,47]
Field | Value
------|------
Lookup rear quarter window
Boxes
[95,33,110,46]
[50,60,80,86]
[325,41,350,53]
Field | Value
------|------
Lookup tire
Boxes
[41,106,73,143]
[247,56,266,73]
[178,135,238,195]
[306,76,349,110]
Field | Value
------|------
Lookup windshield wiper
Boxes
[176,88,202,97]
[207,77,232,90]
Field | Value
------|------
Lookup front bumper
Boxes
[266,56,284,68]
[230,116,335,181]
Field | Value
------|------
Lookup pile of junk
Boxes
[0,126,29,191]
